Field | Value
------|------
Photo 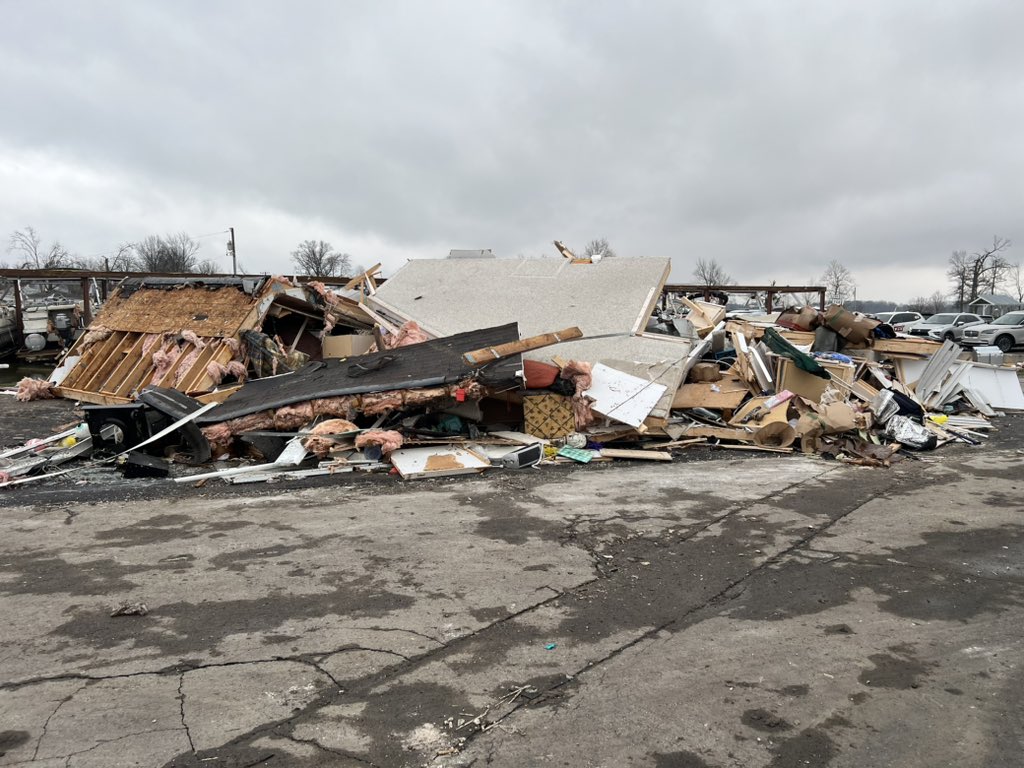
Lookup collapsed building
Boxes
[3,254,1022,486]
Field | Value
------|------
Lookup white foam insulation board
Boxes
[371,256,689,364]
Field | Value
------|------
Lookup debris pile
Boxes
[2,255,1022,488]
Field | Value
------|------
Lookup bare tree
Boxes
[132,232,203,272]
[911,290,948,315]
[967,236,1010,305]
[582,238,616,259]
[1006,261,1024,303]
[693,258,732,286]
[947,250,971,311]
[819,259,856,304]
[7,226,79,269]
[291,240,351,278]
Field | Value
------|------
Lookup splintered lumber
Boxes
[645,438,706,449]
[681,297,728,337]
[673,424,755,442]
[554,240,575,259]
[462,327,583,366]
[672,380,749,410]
[872,337,942,356]
[344,263,383,292]
[195,385,243,404]
[600,448,673,461]
[710,443,794,454]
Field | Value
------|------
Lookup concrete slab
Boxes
[0,418,1022,767]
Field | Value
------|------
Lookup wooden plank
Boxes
[463,327,583,366]
[672,425,755,441]
[872,337,942,355]
[52,386,131,406]
[178,341,230,393]
[62,330,127,389]
[644,438,706,449]
[96,333,146,395]
[600,448,673,461]
[195,384,243,404]
[80,332,138,392]
[630,259,672,335]
[112,348,159,397]
[710,443,794,454]
[344,263,382,290]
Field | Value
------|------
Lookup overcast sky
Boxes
[1,1,1021,301]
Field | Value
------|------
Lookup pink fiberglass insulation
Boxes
[201,412,275,456]
[205,355,248,386]
[307,281,340,305]
[206,361,228,385]
[141,333,165,355]
[150,346,180,384]
[560,360,597,429]
[173,348,204,386]
[15,377,56,402]
[354,430,404,454]
[383,321,430,349]
[81,327,113,345]
[180,330,206,349]
[303,418,360,457]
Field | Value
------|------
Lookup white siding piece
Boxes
[913,340,962,402]
[389,446,491,480]
[962,365,1024,410]
[583,363,668,428]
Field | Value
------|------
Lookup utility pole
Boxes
[228,227,237,275]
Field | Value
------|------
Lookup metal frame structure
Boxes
[661,284,827,312]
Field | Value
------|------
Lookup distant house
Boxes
[968,293,1023,318]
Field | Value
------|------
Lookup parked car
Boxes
[960,311,1024,352]
[913,312,985,341]
[873,310,923,333]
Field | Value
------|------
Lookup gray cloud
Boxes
[1,0,1022,299]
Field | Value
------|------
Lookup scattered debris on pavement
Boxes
[3,255,1022,489]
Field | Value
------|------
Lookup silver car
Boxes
[923,312,985,342]
[961,311,1024,352]
[874,310,923,333]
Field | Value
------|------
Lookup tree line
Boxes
[4,226,219,274]
[689,237,1023,314]
[2,227,362,279]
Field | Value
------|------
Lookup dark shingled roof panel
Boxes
[201,322,522,423]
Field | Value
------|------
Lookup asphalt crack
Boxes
[177,671,196,754]
[31,681,88,761]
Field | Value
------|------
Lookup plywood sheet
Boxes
[95,285,260,336]
[672,381,749,410]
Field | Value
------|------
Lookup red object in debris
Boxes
[523,360,560,389]
[455,388,466,403]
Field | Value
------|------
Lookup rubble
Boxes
[2,257,1023,489]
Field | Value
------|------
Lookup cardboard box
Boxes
[777,306,820,332]
[322,335,375,359]
[776,357,855,404]
[823,305,880,347]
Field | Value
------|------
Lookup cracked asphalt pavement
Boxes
[0,408,1022,767]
